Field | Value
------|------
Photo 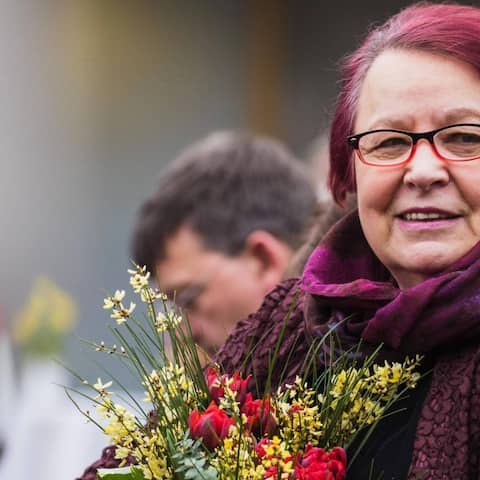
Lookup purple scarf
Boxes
[301,211,480,479]
[302,210,480,356]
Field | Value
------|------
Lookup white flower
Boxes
[155,312,168,332]
[93,377,113,398]
[94,377,112,391]
[113,290,125,301]
[140,287,159,302]
[103,290,126,310]
[103,298,114,310]
[139,287,167,302]
[155,311,182,332]
[127,265,147,275]
[129,271,151,293]
[111,302,136,324]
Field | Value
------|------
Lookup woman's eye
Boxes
[374,136,410,149]
[443,132,480,144]
[363,136,410,157]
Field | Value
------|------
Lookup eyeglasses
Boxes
[347,123,480,167]
[175,284,206,311]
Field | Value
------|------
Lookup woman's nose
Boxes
[403,140,450,191]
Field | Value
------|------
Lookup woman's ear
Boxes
[242,230,293,291]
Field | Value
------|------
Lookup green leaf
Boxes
[97,466,145,480]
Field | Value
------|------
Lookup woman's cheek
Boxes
[356,159,402,214]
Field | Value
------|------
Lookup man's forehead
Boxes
[155,256,213,297]
[155,225,229,295]
[154,263,195,297]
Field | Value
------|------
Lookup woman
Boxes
[217,3,480,479]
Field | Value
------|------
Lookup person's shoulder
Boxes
[215,278,308,384]
[76,445,122,480]
[258,277,305,314]
[219,277,305,355]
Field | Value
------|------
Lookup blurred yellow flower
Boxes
[12,276,77,357]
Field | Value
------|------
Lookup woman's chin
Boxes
[386,242,471,288]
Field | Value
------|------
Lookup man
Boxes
[77,132,329,480]
[130,130,319,356]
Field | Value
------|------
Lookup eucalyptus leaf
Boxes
[97,466,145,480]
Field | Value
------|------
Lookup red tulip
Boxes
[206,368,250,407]
[241,393,277,437]
[188,401,234,450]
[295,445,347,480]
[206,367,225,404]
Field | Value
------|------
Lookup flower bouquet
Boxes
[67,266,421,480]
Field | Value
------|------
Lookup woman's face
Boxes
[354,49,480,288]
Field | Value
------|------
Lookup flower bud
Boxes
[241,393,277,437]
[206,368,250,406]
[188,401,234,450]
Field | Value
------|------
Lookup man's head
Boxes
[131,131,318,354]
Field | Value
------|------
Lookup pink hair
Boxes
[329,2,480,204]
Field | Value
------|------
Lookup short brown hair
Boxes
[131,131,318,274]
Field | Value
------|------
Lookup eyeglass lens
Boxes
[358,124,480,165]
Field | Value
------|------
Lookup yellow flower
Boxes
[12,276,77,357]
[276,378,323,452]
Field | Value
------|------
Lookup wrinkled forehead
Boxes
[354,49,480,132]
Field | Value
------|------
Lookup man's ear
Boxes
[242,230,293,291]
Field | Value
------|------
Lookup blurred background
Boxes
[0,0,473,478]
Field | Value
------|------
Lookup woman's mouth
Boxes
[396,209,461,230]
[400,212,459,221]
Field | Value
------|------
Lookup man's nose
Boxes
[186,312,203,338]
